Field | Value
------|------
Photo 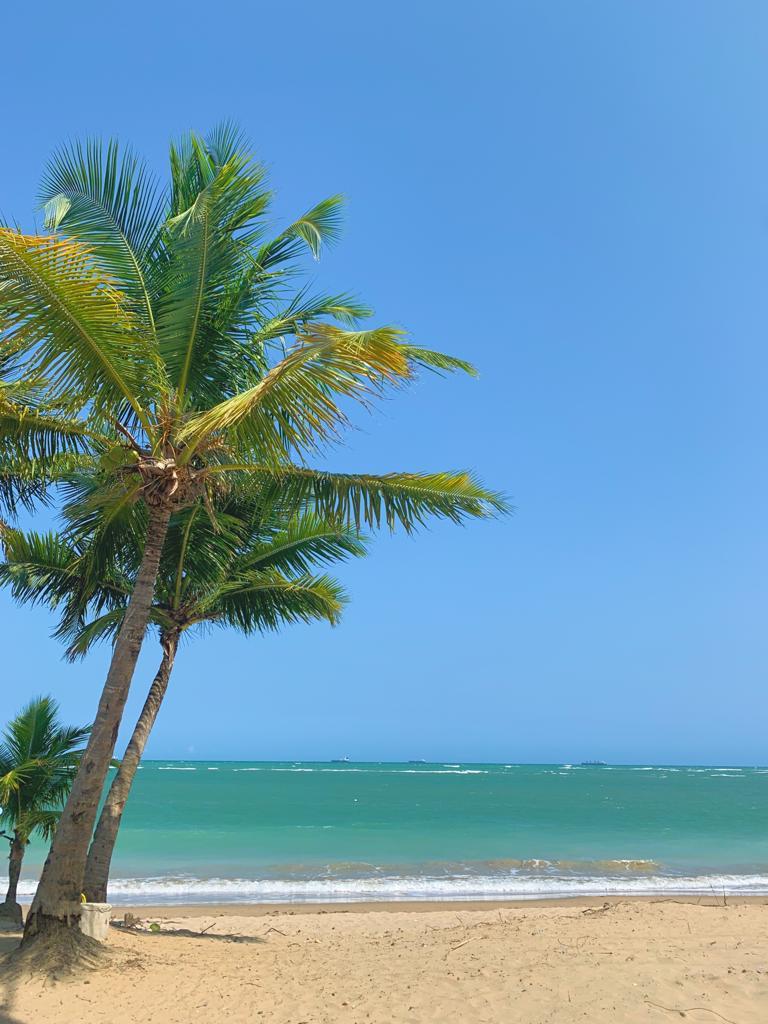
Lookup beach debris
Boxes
[581,901,614,915]
[444,936,478,958]
[644,1000,739,1023]
[149,922,162,933]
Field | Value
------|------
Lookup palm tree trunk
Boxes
[23,503,173,943]
[83,630,180,903]
[0,834,25,927]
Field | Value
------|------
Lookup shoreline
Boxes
[16,866,768,906]
[19,892,768,916]
[108,893,768,915]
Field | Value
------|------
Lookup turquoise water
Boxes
[18,761,768,904]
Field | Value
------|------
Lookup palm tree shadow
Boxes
[0,992,24,1024]
[115,924,265,944]
[0,935,25,1024]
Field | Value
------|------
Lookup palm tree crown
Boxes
[1,123,503,533]
[0,696,90,845]
[0,696,90,924]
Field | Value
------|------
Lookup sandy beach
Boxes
[2,897,766,1023]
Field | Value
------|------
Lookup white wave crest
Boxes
[11,872,768,906]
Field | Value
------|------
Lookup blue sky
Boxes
[2,1,766,764]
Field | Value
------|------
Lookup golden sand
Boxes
[2,897,766,1023]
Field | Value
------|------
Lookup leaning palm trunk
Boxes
[83,630,179,903]
[0,835,25,926]
[23,504,172,941]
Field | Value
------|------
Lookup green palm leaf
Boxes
[238,514,366,575]
[402,346,478,377]
[0,229,156,429]
[0,401,96,461]
[207,464,508,532]
[204,569,347,632]
[157,132,271,407]
[0,696,90,844]
[40,138,166,335]
[285,195,345,259]
[64,606,173,661]
[0,529,81,608]
[177,325,414,461]
[254,194,345,268]
[252,290,373,342]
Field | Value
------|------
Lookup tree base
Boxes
[10,913,107,976]
[0,900,23,929]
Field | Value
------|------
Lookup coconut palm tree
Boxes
[0,697,90,926]
[0,125,504,943]
[1,493,366,903]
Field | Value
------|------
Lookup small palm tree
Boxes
[1,495,366,902]
[0,697,90,926]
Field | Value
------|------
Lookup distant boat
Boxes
[580,760,607,766]
[408,759,427,764]
[331,756,350,763]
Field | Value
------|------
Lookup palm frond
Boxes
[0,529,82,608]
[203,569,347,632]
[256,194,345,266]
[0,398,96,460]
[63,607,126,659]
[0,451,87,518]
[61,473,145,560]
[403,346,478,377]
[161,504,247,609]
[285,194,345,259]
[0,229,156,429]
[0,696,90,840]
[252,289,373,343]
[206,464,509,532]
[64,605,173,660]
[40,138,167,334]
[239,514,366,575]
[19,808,61,844]
[157,132,272,407]
[177,325,413,462]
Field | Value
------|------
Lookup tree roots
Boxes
[4,918,107,978]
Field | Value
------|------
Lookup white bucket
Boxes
[79,902,112,942]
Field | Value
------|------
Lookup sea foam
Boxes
[12,872,768,905]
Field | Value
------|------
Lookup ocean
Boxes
[16,761,768,905]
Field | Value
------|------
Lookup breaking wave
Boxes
[11,868,768,906]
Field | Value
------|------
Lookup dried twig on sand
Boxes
[644,999,739,1023]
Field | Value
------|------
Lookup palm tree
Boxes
[0,126,505,943]
[1,494,366,903]
[0,697,90,927]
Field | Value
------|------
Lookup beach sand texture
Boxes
[2,898,767,1023]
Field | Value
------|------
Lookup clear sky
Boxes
[2,1,766,764]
